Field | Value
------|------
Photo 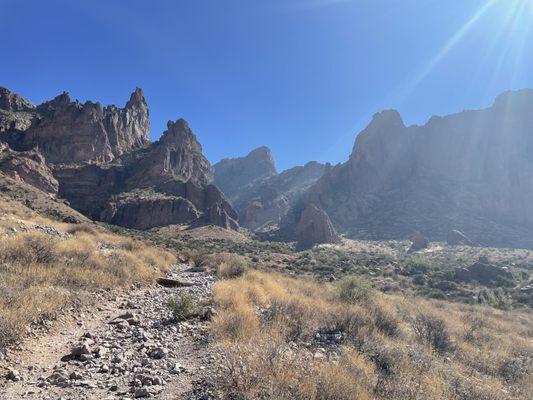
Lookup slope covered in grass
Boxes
[0,197,175,349]
[211,268,532,400]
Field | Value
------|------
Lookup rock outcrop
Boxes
[0,87,37,134]
[18,88,150,164]
[296,203,340,250]
[0,87,238,231]
[454,260,513,286]
[305,89,533,248]
[0,142,58,194]
[408,233,429,252]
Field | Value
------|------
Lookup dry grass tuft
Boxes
[0,197,176,349]
[211,270,533,400]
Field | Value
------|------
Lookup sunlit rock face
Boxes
[19,88,150,164]
[0,87,238,231]
[307,89,533,248]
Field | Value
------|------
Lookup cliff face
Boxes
[213,146,277,202]
[307,89,533,248]
[0,87,238,231]
[18,88,150,164]
[0,142,58,195]
[0,87,36,133]
[213,146,325,231]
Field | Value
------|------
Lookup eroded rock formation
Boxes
[213,146,276,202]
[0,87,237,231]
[0,142,58,194]
[296,203,340,250]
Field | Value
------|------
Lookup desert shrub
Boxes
[210,253,248,279]
[412,313,453,354]
[413,274,427,285]
[371,305,400,337]
[168,292,199,321]
[498,353,533,384]
[462,312,485,343]
[477,288,512,310]
[0,232,58,265]
[212,304,260,341]
[65,223,99,235]
[336,276,374,304]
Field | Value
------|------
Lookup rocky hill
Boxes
[213,146,277,202]
[305,89,533,248]
[213,147,325,231]
[0,87,237,230]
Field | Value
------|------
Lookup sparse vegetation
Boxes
[0,197,175,349]
[168,292,199,321]
[210,269,533,400]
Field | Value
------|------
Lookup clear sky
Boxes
[2,0,533,171]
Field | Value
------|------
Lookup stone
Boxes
[213,148,326,232]
[0,142,58,194]
[213,146,277,202]
[134,387,150,398]
[71,343,92,356]
[1,86,239,232]
[301,89,533,249]
[454,261,514,286]
[409,233,429,252]
[6,368,21,382]
[296,203,340,250]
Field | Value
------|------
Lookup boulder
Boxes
[447,230,474,246]
[454,261,514,285]
[409,233,429,252]
[296,203,340,250]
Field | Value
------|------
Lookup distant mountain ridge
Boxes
[213,148,325,231]
[305,89,533,248]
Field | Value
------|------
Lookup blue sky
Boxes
[1,0,533,171]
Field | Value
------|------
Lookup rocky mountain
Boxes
[305,89,533,248]
[0,87,237,231]
[213,147,325,231]
[213,146,276,202]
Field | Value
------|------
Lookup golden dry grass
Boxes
[0,197,175,349]
[211,270,533,400]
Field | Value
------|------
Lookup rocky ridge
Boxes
[0,87,237,231]
[213,147,325,231]
[305,89,533,248]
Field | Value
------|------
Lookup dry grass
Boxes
[211,270,533,400]
[0,197,175,349]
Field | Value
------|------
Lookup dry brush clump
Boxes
[210,270,533,400]
[0,199,175,349]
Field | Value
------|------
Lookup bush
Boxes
[336,276,374,304]
[412,313,453,354]
[211,253,248,279]
[168,292,199,321]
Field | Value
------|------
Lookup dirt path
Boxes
[0,264,218,399]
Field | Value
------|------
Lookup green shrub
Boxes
[335,276,374,304]
[168,292,199,321]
